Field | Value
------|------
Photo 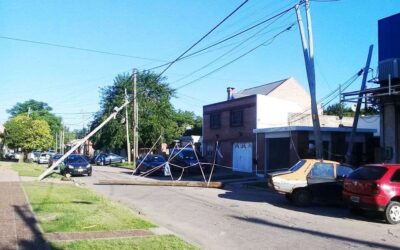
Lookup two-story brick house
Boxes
[202,77,312,173]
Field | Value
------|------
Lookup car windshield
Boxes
[348,166,388,180]
[289,160,306,172]
[67,155,87,163]
[52,155,62,160]
[40,154,47,157]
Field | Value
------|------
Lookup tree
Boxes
[4,115,53,162]
[90,71,202,151]
[7,99,62,136]
[323,103,353,118]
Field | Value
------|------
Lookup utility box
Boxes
[378,13,400,82]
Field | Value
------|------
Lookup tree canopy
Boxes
[90,71,202,150]
[7,99,62,135]
[323,102,380,117]
[4,115,53,154]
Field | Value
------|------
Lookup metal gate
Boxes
[232,142,252,173]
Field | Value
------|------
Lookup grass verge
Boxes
[50,235,197,250]
[23,182,154,233]
[11,162,59,178]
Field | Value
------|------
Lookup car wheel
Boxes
[385,201,400,224]
[88,171,92,176]
[292,189,312,207]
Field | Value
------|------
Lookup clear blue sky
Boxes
[0,0,399,130]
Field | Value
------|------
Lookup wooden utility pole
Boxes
[295,0,323,159]
[345,45,373,164]
[125,88,131,163]
[132,69,138,163]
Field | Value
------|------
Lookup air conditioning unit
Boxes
[379,58,400,81]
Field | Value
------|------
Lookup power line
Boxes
[174,24,295,90]
[149,4,297,72]
[0,35,167,62]
[157,0,250,78]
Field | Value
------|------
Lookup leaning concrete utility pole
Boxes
[345,45,373,164]
[295,0,323,159]
[132,69,138,162]
[125,88,131,163]
[38,100,129,181]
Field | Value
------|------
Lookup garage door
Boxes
[233,142,252,173]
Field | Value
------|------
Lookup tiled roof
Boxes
[232,77,290,98]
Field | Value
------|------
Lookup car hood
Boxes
[267,169,292,178]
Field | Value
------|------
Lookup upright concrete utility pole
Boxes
[132,69,138,163]
[345,45,373,164]
[125,88,131,163]
[295,0,323,159]
[62,127,65,154]
[55,133,58,152]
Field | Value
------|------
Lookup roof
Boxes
[232,77,290,98]
[253,126,376,134]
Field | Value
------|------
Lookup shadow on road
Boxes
[219,185,385,224]
[231,215,398,249]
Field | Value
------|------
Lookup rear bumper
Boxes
[342,191,388,212]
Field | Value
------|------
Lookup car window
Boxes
[336,165,354,178]
[348,166,388,180]
[309,163,334,178]
[290,160,306,172]
[390,169,400,183]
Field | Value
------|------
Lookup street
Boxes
[74,166,400,250]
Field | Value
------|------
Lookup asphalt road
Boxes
[74,166,400,250]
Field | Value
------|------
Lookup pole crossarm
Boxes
[38,100,130,181]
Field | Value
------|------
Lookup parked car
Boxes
[169,148,207,174]
[95,153,127,166]
[343,164,400,224]
[268,159,355,206]
[135,154,167,175]
[60,154,92,176]
[48,154,63,168]
[38,153,50,164]
[32,152,41,162]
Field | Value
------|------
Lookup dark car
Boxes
[169,148,207,174]
[60,154,92,176]
[95,153,127,166]
[135,154,167,175]
[48,154,63,168]
[343,164,400,224]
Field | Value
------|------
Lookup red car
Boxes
[343,164,400,224]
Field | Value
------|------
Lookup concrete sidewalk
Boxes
[0,165,48,250]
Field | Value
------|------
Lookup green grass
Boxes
[50,235,197,250]
[23,182,155,233]
[10,162,59,178]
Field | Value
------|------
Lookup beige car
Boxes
[267,159,354,206]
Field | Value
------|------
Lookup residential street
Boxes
[74,166,400,250]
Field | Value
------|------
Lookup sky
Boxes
[0,0,399,130]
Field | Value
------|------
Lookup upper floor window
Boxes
[210,113,221,129]
[230,110,243,127]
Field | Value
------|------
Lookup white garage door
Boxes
[232,142,253,173]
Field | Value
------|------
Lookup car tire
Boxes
[292,189,312,207]
[385,201,400,225]
[88,171,92,176]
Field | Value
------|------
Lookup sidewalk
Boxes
[0,164,48,250]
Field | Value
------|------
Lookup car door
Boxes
[306,162,336,203]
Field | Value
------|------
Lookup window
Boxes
[210,113,221,129]
[336,165,354,178]
[391,170,400,183]
[230,110,243,127]
[289,160,306,172]
[348,166,387,181]
[309,163,334,178]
